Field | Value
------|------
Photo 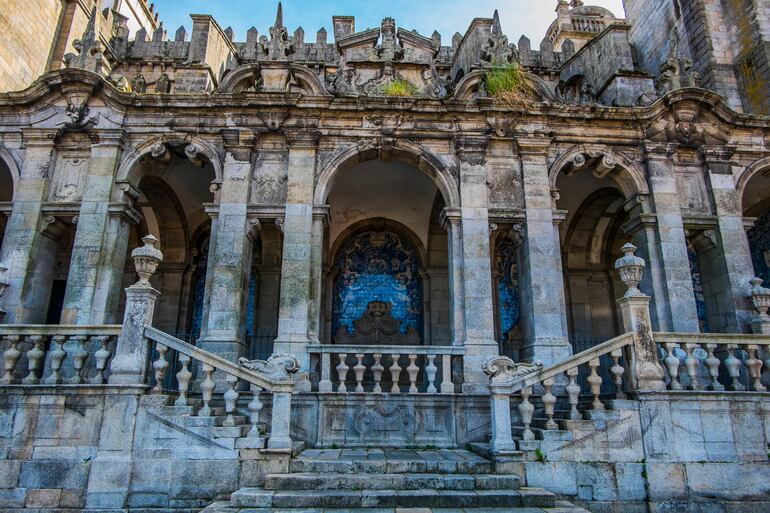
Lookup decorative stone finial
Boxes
[615,243,646,297]
[749,277,770,320]
[131,235,163,285]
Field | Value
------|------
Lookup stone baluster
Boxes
[91,336,112,384]
[336,353,349,393]
[247,385,263,438]
[724,346,745,391]
[45,336,67,384]
[610,349,626,399]
[390,354,402,394]
[746,345,765,392]
[353,354,366,393]
[223,374,239,427]
[441,354,454,394]
[371,354,384,394]
[663,343,682,390]
[152,344,169,393]
[587,358,604,410]
[683,343,702,390]
[1,335,21,384]
[704,343,724,391]
[542,377,557,430]
[199,364,215,416]
[175,354,192,406]
[407,354,419,394]
[426,355,438,394]
[319,352,333,392]
[519,386,535,441]
[23,336,45,385]
[67,335,88,384]
[566,367,581,420]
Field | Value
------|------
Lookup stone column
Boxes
[273,131,320,387]
[198,143,255,363]
[61,130,139,324]
[109,236,163,385]
[441,209,465,346]
[517,136,571,365]
[642,144,700,332]
[614,243,666,391]
[702,146,755,332]
[0,130,55,323]
[454,136,500,391]
[308,208,328,344]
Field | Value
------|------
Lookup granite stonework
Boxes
[1,0,770,511]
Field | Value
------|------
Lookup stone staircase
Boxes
[202,448,590,512]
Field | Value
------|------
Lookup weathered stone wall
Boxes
[0,0,63,93]
[522,393,770,513]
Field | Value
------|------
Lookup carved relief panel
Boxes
[674,163,711,214]
[252,152,288,205]
[486,157,523,209]
[50,150,89,202]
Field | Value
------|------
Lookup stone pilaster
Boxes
[517,136,571,365]
[0,129,56,323]
[441,209,465,346]
[643,143,700,332]
[61,130,138,324]
[454,135,499,391]
[308,207,329,344]
[198,137,255,362]
[702,146,755,332]
[273,131,320,387]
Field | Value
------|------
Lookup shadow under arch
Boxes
[315,140,460,209]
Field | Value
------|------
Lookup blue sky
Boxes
[151,0,626,45]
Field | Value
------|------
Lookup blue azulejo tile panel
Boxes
[333,230,423,336]
[496,238,520,337]
[749,210,770,287]
[687,238,710,333]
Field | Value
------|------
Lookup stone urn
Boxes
[749,277,770,321]
[132,235,163,285]
[614,243,646,297]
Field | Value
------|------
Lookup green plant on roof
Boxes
[381,79,419,97]
[483,64,533,108]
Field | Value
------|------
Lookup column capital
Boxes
[642,141,677,159]
[454,135,489,165]
[107,202,142,225]
[514,133,552,155]
[221,128,259,161]
[20,128,58,148]
[700,145,736,173]
[285,130,321,149]
[440,207,462,230]
[91,129,129,148]
[312,205,331,226]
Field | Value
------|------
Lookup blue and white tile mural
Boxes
[496,238,520,338]
[333,231,423,338]
[190,240,209,340]
[748,210,770,286]
[686,239,710,333]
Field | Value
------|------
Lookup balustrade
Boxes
[0,327,121,385]
[309,346,464,395]
[654,333,770,392]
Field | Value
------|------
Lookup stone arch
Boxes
[735,156,770,210]
[116,134,224,191]
[216,63,331,96]
[315,139,460,209]
[549,145,650,203]
[453,69,560,103]
[329,217,429,269]
[563,188,628,270]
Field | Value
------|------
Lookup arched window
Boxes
[332,230,423,339]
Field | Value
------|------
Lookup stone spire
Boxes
[262,1,294,60]
[275,1,284,28]
[492,9,502,35]
[62,7,111,77]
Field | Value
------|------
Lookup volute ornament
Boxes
[238,353,301,381]
[614,243,645,297]
[483,355,543,384]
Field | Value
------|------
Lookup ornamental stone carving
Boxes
[482,355,543,384]
[749,277,770,320]
[132,235,164,285]
[615,243,645,298]
[238,353,301,381]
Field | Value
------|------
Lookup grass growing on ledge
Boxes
[484,64,533,108]
[381,79,419,97]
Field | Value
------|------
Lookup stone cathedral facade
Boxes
[1,0,770,512]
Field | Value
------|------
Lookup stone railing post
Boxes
[748,277,770,334]
[268,390,293,451]
[109,235,163,385]
[615,243,666,391]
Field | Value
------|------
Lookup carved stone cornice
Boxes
[285,130,321,149]
[454,135,489,165]
[514,134,552,155]
[700,145,736,167]
[20,129,58,148]
[642,141,677,159]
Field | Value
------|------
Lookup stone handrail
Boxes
[0,325,121,385]
[653,332,770,392]
[309,345,464,394]
[144,326,298,451]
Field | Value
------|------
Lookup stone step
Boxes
[264,473,520,491]
[202,501,590,513]
[230,487,556,509]
[289,458,494,475]
[512,426,574,442]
